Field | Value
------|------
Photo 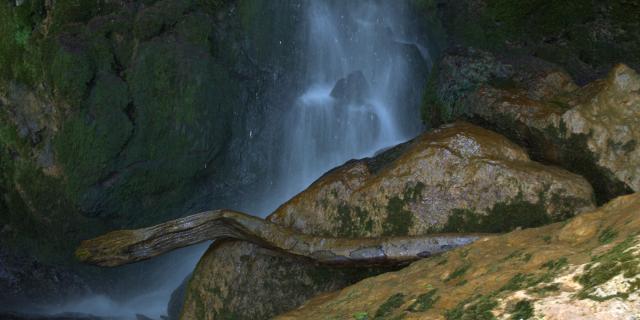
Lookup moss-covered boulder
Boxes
[0,0,248,306]
[274,192,640,320]
[268,121,595,236]
[426,48,640,203]
[417,0,640,83]
[180,122,594,319]
[180,241,384,320]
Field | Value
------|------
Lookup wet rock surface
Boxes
[426,47,640,203]
[180,241,384,320]
[330,71,370,104]
[0,249,91,311]
[179,121,595,319]
[275,192,640,320]
[269,121,595,237]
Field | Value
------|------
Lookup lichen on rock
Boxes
[268,121,595,237]
[428,49,640,203]
[274,192,640,320]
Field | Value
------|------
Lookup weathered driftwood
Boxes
[76,209,490,267]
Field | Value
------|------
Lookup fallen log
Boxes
[76,209,491,267]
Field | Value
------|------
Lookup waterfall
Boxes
[267,0,429,210]
[40,1,429,319]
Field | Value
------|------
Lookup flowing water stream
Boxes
[45,1,429,318]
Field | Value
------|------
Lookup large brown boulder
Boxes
[268,122,595,236]
[180,241,383,320]
[435,54,640,203]
[179,122,595,319]
[275,192,640,320]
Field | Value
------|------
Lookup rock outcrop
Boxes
[415,0,640,83]
[275,192,640,320]
[467,64,640,203]
[330,71,370,104]
[176,122,595,319]
[180,240,385,320]
[269,121,595,237]
[425,48,640,203]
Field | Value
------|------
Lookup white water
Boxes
[266,0,426,210]
[42,1,428,319]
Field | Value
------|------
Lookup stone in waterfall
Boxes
[269,121,595,237]
[425,48,640,203]
[275,192,640,320]
[179,122,595,319]
[330,71,371,104]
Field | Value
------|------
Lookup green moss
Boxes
[382,183,424,236]
[408,289,439,312]
[54,73,132,196]
[445,295,498,320]
[509,300,534,320]
[542,257,568,271]
[49,42,94,106]
[442,193,551,233]
[500,257,568,292]
[501,250,532,263]
[444,257,568,319]
[353,312,369,320]
[577,236,640,300]
[0,1,46,85]
[374,293,406,319]
[527,283,560,296]
[383,196,414,236]
[334,204,374,237]
[598,227,618,244]
[446,262,471,282]
[420,62,444,127]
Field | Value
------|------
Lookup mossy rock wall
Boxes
[0,0,306,304]
[415,0,640,84]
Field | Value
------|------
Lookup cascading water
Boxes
[39,1,429,319]
[270,0,429,207]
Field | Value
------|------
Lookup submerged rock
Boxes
[275,192,640,320]
[428,49,640,203]
[330,70,370,104]
[269,121,595,236]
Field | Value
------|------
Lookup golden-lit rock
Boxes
[268,122,595,237]
[180,122,595,320]
[462,63,640,203]
[275,193,640,320]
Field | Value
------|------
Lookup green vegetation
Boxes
[353,312,369,320]
[500,257,568,292]
[577,236,640,300]
[445,295,498,320]
[510,299,534,320]
[425,0,640,80]
[374,293,406,319]
[443,256,570,319]
[335,204,374,237]
[502,250,532,263]
[442,193,551,233]
[382,183,425,236]
[408,289,439,312]
[598,227,618,244]
[446,262,471,282]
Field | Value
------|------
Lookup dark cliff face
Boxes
[0,0,307,306]
[415,0,640,84]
